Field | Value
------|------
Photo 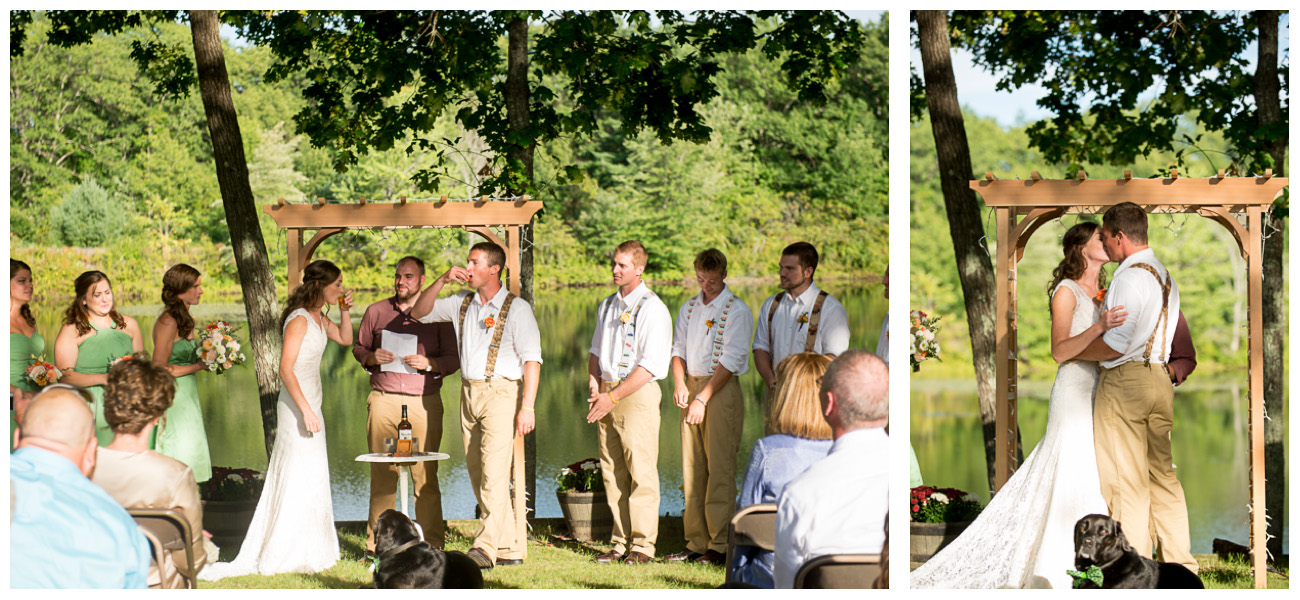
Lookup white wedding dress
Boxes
[201,308,340,579]
[911,279,1110,589]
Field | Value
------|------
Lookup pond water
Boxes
[24,281,884,522]
[912,377,1289,554]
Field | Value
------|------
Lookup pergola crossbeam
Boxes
[974,175,1286,589]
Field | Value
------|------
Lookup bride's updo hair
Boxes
[1047,221,1106,314]
[281,260,341,328]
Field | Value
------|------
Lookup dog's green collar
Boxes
[1067,565,1104,588]
[378,539,424,563]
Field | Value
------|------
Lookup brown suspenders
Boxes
[767,289,829,353]
[459,292,517,378]
[1128,263,1172,367]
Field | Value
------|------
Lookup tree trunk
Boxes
[916,10,1010,493]
[190,10,283,459]
[504,15,538,520]
[1252,9,1286,564]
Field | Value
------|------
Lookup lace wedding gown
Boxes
[911,279,1110,589]
[201,308,340,579]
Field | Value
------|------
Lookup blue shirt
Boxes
[730,434,833,589]
[10,446,151,588]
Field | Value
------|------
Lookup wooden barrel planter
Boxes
[556,490,613,543]
[202,497,260,550]
[910,521,971,564]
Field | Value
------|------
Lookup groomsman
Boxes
[664,249,753,566]
[352,256,460,553]
[410,242,542,569]
[586,240,672,564]
[753,242,850,396]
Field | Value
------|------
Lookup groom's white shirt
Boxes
[1100,248,1180,370]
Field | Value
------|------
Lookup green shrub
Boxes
[52,177,129,247]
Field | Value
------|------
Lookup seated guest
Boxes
[774,349,888,589]
[730,352,833,588]
[11,385,152,588]
[92,357,207,588]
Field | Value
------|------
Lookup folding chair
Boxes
[724,503,778,583]
[129,508,197,589]
[793,553,883,589]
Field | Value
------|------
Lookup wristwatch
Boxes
[422,362,434,373]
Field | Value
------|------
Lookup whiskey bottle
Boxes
[395,404,413,457]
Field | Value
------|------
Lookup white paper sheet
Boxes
[380,330,419,374]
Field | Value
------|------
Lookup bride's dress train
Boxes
[910,279,1110,589]
[201,308,339,579]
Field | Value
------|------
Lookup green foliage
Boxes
[52,177,129,246]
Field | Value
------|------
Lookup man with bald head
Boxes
[773,349,889,588]
[11,386,152,588]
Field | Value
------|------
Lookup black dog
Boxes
[373,509,484,589]
[1073,514,1203,589]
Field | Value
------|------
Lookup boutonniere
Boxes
[796,312,809,328]
[483,314,497,329]
[705,318,715,332]
[1067,564,1104,588]
[1095,288,1107,303]
[619,312,632,324]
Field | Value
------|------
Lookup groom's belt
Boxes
[1101,361,1169,372]
[463,377,520,384]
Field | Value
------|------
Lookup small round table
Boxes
[354,452,450,516]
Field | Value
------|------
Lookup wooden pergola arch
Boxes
[974,170,1287,588]
[265,196,544,559]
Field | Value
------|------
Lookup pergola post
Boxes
[993,206,1019,488]
[972,174,1286,588]
[265,198,543,560]
[1246,206,1265,586]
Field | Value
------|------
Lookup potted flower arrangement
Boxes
[910,485,983,564]
[555,458,613,543]
[200,467,265,549]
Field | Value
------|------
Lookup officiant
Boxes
[352,256,460,557]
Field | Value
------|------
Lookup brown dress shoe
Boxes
[694,550,726,565]
[594,550,624,564]
[623,551,653,564]
[467,548,494,570]
[662,549,702,562]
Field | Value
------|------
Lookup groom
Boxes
[1077,201,1196,573]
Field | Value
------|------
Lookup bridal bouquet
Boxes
[555,458,604,493]
[910,310,942,372]
[197,320,247,374]
[25,355,62,387]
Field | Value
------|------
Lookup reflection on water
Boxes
[25,281,884,521]
[911,378,1289,554]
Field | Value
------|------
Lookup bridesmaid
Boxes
[152,264,213,483]
[54,271,145,446]
[11,259,41,448]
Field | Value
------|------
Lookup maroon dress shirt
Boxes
[352,296,460,396]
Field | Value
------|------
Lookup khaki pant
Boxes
[366,390,444,551]
[462,378,524,562]
[681,375,744,554]
[598,380,661,556]
[1094,362,1197,572]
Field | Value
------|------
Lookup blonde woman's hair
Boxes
[766,352,833,440]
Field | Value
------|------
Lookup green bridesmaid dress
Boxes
[10,330,44,450]
[75,323,134,447]
[155,337,212,482]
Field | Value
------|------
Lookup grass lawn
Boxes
[909,555,1289,589]
[200,517,726,589]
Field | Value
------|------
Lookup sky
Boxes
[910,12,1290,128]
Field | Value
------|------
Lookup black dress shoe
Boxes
[694,550,726,565]
[594,550,624,564]
[663,549,702,562]
[623,551,653,564]
[495,557,523,566]
[467,548,494,570]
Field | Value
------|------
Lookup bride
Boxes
[911,222,1126,589]
[202,260,353,579]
